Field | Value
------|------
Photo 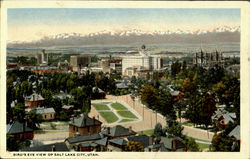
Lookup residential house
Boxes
[69,114,102,137]
[107,137,127,152]
[229,125,240,141]
[94,137,108,151]
[101,125,136,139]
[35,107,56,121]
[127,135,153,151]
[159,136,187,152]
[92,87,106,99]
[25,93,44,108]
[21,142,69,151]
[7,120,34,141]
[65,133,102,151]
[212,110,236,129]
[62,105,74,112]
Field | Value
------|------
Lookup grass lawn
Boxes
[92,103,110,110]
[117,111,137,119]
[137,129,154,136]
[197,143,211,150]
[119,119,134,123]
[99,112,119,123]
[111,102,127,110]
[182,121,194,127]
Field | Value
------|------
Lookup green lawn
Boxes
[99,112,119,123]
[117,111,137,119]
[197,143,211,150]
[182,121,194,127]
[119,119,134,123]
[92,104,110,110]
[111,103,127,110]
[137,129,154,136]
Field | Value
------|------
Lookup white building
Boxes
[122,45,162,75]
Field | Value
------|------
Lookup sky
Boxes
[8,8,240,42]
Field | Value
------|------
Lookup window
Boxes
[88,126,90,132]
[44,115,46,119]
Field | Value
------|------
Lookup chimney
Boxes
[107,127,110,134]
[52,144,56,151]
[84,118,87,126]
[129,126,132,133]
[174,138,177,151]
[93,116,95,125]
[149,136,153,145]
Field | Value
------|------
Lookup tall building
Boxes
[70,56,91,72]
[193,50,224,67]
[36,49,48,66]
[122,45,163,76]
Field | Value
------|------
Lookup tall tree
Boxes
[140,84,158,109]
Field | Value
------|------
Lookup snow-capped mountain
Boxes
[8,25,240,47]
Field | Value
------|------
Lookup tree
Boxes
[184,137,200,152]
[153,123,166,139]
[12,103,26,122]
[140,84,158,109]
[166,121,184,138]
[174,99,188,122]
[156,88,175,119]
[82,97,91,113]
[171,60,182,77]
[59,111,70,121]
[27,110,43,130]
[201,93,217,129]
[211,133,233,151]
[181,78,195,94]
[125,141,144,152]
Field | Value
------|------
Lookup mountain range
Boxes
[8,25,240,48]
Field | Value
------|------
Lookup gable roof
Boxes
[21,142,69,151]
[109,137,127,146]
[65,133,101,144]
[229,125,240,140]
[102,125,136,137]
[92,87,104,93]
[62,105,74,109]
[25,93,44,101]
[35,107,55,114]
[7,121,33,134]
[127,135,151,148]
[160,137,186,150]
[69,114,102,127]
[94,137,108,146]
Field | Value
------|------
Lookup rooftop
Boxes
[65,133,102,144]
[21,142,69,151]
[7,121,33,134]
[102,125,136,137]
[69,114,102,127]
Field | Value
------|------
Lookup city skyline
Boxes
[8,8,240,42]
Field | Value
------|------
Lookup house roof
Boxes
[102,125,136,137]
[160,137,186,150]
[35,107,55,114]
[127,135,151,148]
[92,87,104,93]
[212,110,236,124]
[65,133,102,144]
[7,121,33,134]
[94,137,108,146]
[25,93,44,101]
[116,83,129,89]
[69,114,102,127]
[53,93,72,99]
[109,137,127,146]
[21,142,69,151]
[229,125,240,140]
[62,105,74,109]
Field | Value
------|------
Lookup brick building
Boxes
[25,93,44,108]
[7,120,34,141]
[69,114,102,137]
